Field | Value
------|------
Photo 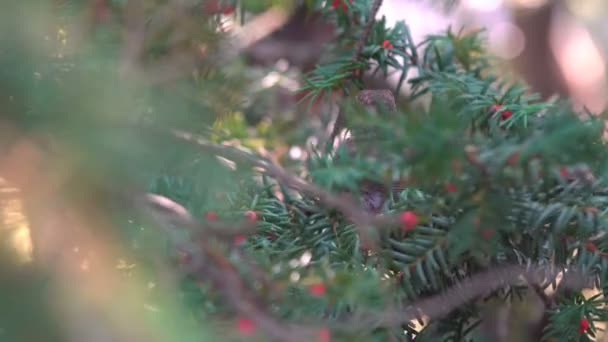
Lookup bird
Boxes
[334,89,404,214]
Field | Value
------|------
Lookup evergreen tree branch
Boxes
[329,0,385,148]
[137,182,593,341]
[332,266,591,332]
[169,128,401,246]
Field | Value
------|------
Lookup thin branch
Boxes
[352,0,383,63]
[169,129,401,246]
[331,265,591,332]
[134,192,321,342]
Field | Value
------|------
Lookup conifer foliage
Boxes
[1,1,608,341]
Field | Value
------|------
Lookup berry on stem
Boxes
[244,210,258,222]
[237,317,256,335]
[309,282,326,296]
[400,211,418,231]
[205,211,217,220]
[318,328,331,342]
[445,183,457,193]
[579,317,590,333]
[491,103,512,120]
[331,0,352,10]
[586,242,598,252]
[481,229,493,239]
[586,207,599,214]
[506,152,519,166]
[234,235,246,245]
[221,5,235,15]
[382,40,393,49]
[202,1,234,15]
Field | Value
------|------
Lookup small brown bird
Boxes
[336,89,402,214]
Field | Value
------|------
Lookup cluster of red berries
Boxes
[331,0,352,11]
[445,183,457,193]
[491,104,512,120]
[202,0,235,15]
[382,40,394,49]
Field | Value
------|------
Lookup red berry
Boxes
[506,152,519,166]
[244,210,257,222]
[202,1,234,15]
[318,328,331,342]
[579,317,590,333]
[309,282,326,296]
[331,0,352,10]
[586,207,599,214]
[481,229,493,239]
[237,317,256,335]
[93,0,110,22]
[202,0,221,13]
[178,250,192,264]
[221,5,235,15]
[586,242,598,252]
[501,110,512,120]
[560,167,570,179]
[400,211,418,231]
[445,183,457,193]
[234,235,246,245]
[205,211,217,220]
[491,104,512,120]
[382,40,394,49]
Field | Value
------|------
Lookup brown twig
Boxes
[352,0,383,64]
[135,192,322,342]
[169,129,401,245]
[330,265,590,332]
[143,193,259,238]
